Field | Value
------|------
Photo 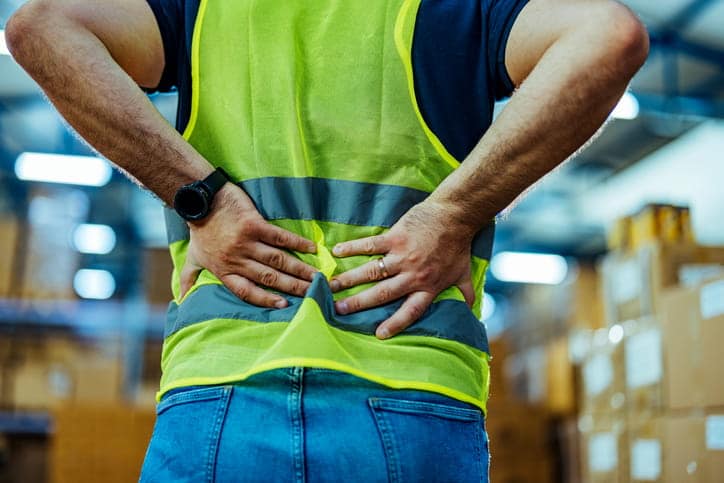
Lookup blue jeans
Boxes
[140,368,489,482]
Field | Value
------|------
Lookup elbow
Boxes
[596,2,650,77]
[5,0,55,65]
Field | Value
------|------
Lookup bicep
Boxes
[61,0,165,88]
[504,0,616,87]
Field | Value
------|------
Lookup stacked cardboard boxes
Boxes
[19,187,86,301]
[488,265,607,483]
[488,339,557,483]
[579,205,724,483]
[1,335,123,410]
[0,216,21,298]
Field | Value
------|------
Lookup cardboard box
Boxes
[492,458,554,483]
[545,337,577,415]
[627,413,724,483]
[50,403,155,483]
[660,279,724,409]
[0,217,21,297]
[661,415,704,483]
[628,416,666,483]
[20,188,83,301]
[600,242,724,324]
[503,346,547,406]
[9,336,122,410]
[144,248,174,305]
[486,403,551,459]
[568,264,605,331]
[489,339,511,403]
[580,328,626,416]
[579,413,629,483]
[623,317,665,414]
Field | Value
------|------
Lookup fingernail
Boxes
[275,299,288,309]
[377,327,390,339]
[336,301,348,314]
[332,245,342,256]
[329,279,340,292]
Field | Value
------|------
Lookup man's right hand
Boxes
[180,183,318,308]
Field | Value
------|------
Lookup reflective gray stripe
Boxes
[165,207,190,245]
[165,273,489,353]
[165,177,494,258]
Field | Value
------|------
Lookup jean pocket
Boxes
[140,386,232,483]
[368,397,488,483]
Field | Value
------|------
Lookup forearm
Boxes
[6,4,210,205]
[428,5,648,233]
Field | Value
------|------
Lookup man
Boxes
[7,0,647,480]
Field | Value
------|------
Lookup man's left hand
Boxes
[330,200,476,339]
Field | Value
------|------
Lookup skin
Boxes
[7,0,648,338]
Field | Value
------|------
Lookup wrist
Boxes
[421,197,479,240]
[173,167,231,223]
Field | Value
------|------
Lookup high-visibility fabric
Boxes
[160,0,495,411]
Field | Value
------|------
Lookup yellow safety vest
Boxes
[160,0,495,411]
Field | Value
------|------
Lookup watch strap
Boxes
[201,167,230,195]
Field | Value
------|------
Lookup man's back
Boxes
[6,0,648,479]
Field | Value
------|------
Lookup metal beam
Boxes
[648,32,724,67]
[663,0,717,31]
[636,92,724,118]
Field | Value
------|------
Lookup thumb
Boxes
[180,253,203,299]
[457,275,476,308]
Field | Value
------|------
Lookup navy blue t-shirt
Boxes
[147,0,527,161]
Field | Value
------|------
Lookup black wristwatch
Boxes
[173,167,231,222]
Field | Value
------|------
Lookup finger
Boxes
[335,277,409,315]
[332,234,389,257]
[259,223,317,253]
[221,274,288,309]
[179,257,202,299]
[255,245,318,281]
[242,259,311,297]
[457,277,476,308]
[329,256,399,292]
[376,291,435,339]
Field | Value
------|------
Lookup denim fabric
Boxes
[140,368,489,482]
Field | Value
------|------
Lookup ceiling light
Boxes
[72,224,117,254]
[490,251,568,285]
[0,30,9,56]
[611,91,639,120]
[15,152,112,186]
[73,269,116,300]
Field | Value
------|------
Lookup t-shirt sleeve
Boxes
[144,0,183,92]
[485,0,529,100]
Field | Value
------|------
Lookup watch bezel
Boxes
[173,181,212,221]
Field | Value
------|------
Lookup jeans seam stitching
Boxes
[372,397,482,421]
[206,386,232,483]
[157,387,227,414]
[369,399,400,483]
[290,367,305,483]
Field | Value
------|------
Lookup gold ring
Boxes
[377,258,389,279]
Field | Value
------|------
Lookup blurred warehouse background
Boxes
[0,0,723,482]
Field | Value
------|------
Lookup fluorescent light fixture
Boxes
[490,251,568,285]
[481,292,496,321]
[611,91,639,120]
[73,269,116,300]
[72,224,116,254]
[15,152,112,187]
[0,30,9,56]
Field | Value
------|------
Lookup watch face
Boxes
[174,184,210,221]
